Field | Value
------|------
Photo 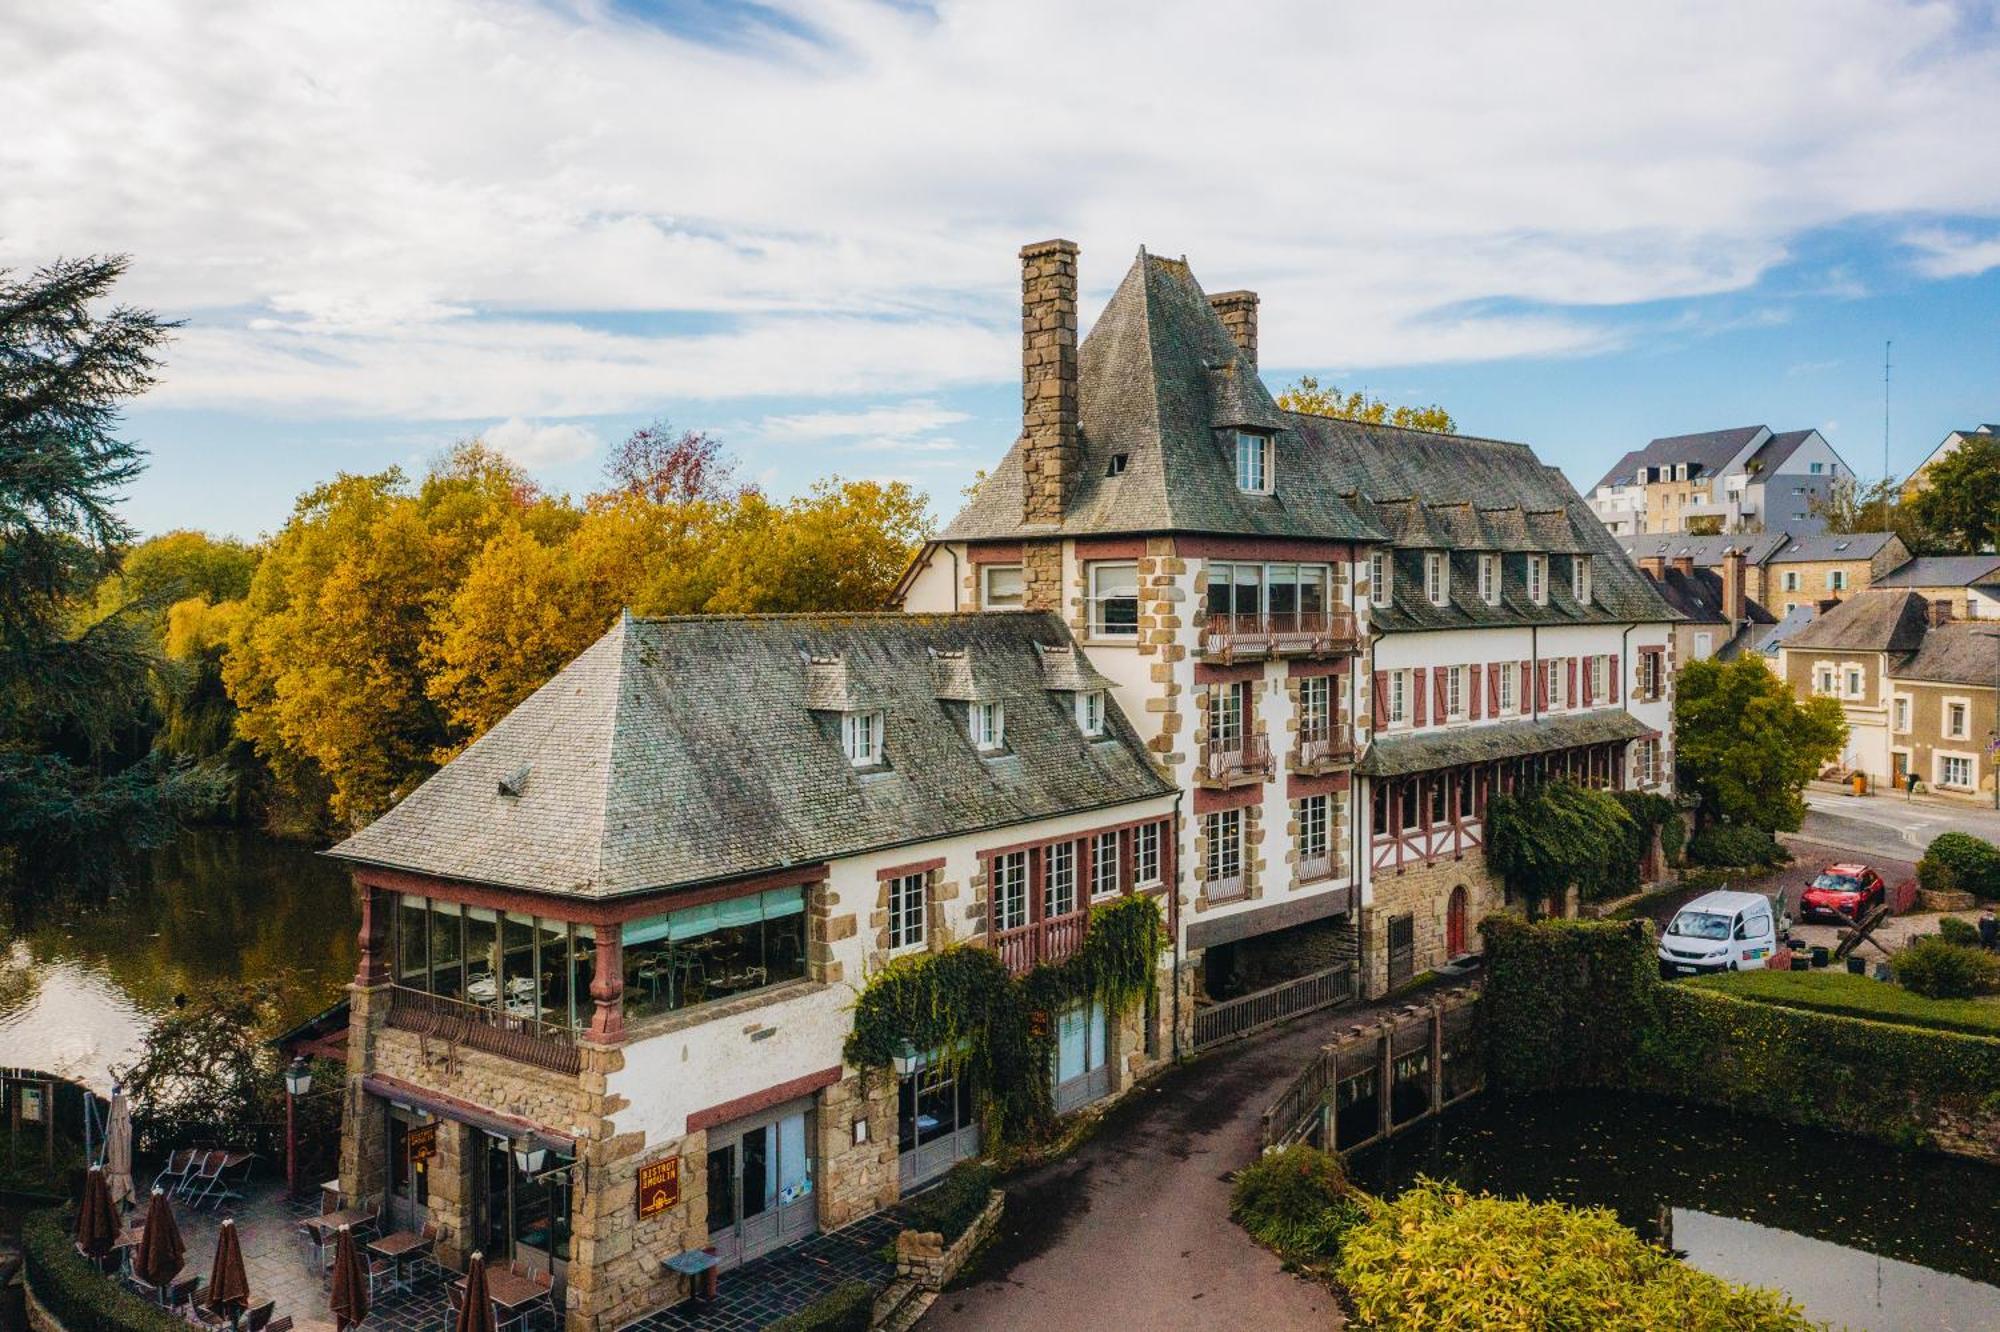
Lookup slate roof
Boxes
[1618,532,1790,567]
[1869,555,2000,588]
[1593,426,1767,493]
[1894,621,2000,688]
[1766,532,1899,564]
[329,612,1172,898]
[1784,589,1933,654]
[1757,604,1817,658]
[1644,566,1776,629]
[1356,711,1656,778]
[1746,429,1818,475]
[940,248,1674,632]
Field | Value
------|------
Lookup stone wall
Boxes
[1019,240,1078,527]
[1360,852,1506,997]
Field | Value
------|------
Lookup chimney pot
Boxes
[1208,290,1260,368]
[1639,556,1666,578]
[1019,239,1080,527]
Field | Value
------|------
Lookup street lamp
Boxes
[284,1057,312,1198]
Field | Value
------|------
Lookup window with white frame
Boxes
[1814,666,1835,695]
[1589,655,1606,702]
[1640,652,1664,701]
[1572,555,1592,605]
[1545,658,1565,710]
[1234,432,1272,493]
[1075,689,1106,738]
[1203,809,1243,892]
[888,871,927,951]
[1209,680,1247,749]
[1299,674,1331,738]
[1297,794,1330,873]
[1388,669,1409,726]
[1090,832,1120,899]
[1783,570,1800,592]
[1892,695,1910,732]
[1088,563,1139,637]
[992,851,1028,932]
[1206,561,1332,628]
[841,711,884,767]
[1498,662,1516,714]
[981,564,1025,609]
[1369,550,1391,608]
[1844,669,1862,699]
[1527,554,1548,605]
[1133,822,1162,886]
[1425,552,1447,607]
[1446,665,1464,720]
[1693,632,1713,660]
[1044,840,1077,918]
[1941,754,1974,790]
[1947,700,1970,739]
[1828,570,1847,591]
[1637,737,1659,787]
[970,700,1005,752]
[1478,553,1501,606]
[1810,461,1824,474]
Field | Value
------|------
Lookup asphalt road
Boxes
[1800,788,2000,864]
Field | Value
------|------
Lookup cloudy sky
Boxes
[7,0,2000,538]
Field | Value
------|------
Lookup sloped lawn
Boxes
[1691,968,2000,1039]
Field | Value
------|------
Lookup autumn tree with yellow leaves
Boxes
[1275,375,1456,434]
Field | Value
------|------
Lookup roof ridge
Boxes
[590,613,638,891]
[1280,408,1531,451]
[627,609,1052,626]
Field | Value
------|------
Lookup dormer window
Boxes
[1527,554,1548,606]
[1572,555,1592,605]
[1106,453,1129,477]
[1424,552,1448,607]
[1478,554,1501,607]
[1075,690,1106,738]
[971,701,1005,752]
[841,711,884,767]
[1234,432,1272,494]
[1369,550,1391,608]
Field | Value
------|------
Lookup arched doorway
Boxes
[1446,885,1469,957]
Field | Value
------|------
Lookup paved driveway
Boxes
[925,1014,1347,1331]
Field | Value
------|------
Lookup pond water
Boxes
[0,829,356,1094]
[1349,1089,2000,1331]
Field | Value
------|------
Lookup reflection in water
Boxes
[0,829,356,1092]
[1350,1089,2000,1331]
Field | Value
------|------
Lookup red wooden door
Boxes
[1446,885,1468,957]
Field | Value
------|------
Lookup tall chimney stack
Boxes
[1670,555,1695,577]
[1020,239,1080,527]
[1208,290,1259,367]
[1638,555,1666,578]
[1721,546,1746,627]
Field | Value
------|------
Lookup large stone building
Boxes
[327,612,1176,1329]
[1589,425,1853,537]
[898,240,1677,1003]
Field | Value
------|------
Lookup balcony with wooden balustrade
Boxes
[992,908,1089,975]
[1293,724,1356,772]
[384,984,582,1076]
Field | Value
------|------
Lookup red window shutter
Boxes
[1489,661,1502,715]
[1433,668,1448,720]
[1469,663,1484,719]
[1609,654,1620,704]
[1413,667,1429,726]
[1582,655,1594,706]
[1374,670,1389,721]
[1535,661,1548,712]
[1566,657,1577,707]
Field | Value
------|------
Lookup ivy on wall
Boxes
[1485,780,1641,910]
[1478,915,1660,1091]
[845,895,1165,1145]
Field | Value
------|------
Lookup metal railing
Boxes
[1201,609,1359,658]
[992,909,1089,975]
[1296,725,1355,769]
[1297,852,1338,883]
[1192,962,1353,1050]
[384,985,582,1075]
[1203,732,1273,785]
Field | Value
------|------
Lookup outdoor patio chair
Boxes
[175,1151,224,1205]
[150,1149,197,1197]
[189,1153,254,1212]
[165,1275,204,1312]
[266,1317,293,1332]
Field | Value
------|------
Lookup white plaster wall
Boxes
[899,545,961,613]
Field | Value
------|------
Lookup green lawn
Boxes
[1689,968,2000,1039]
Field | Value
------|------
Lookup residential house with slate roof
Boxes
[1634,547,1777,664]
[1780,589,2000,800]
[1905,423,1998,502]
[1589,425,1853,537]
[1868,554,2000,621]
[1619,530,1911,615]
[898,240,1677,1008]
[325,611,1175,1328]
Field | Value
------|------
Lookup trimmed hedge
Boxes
[1478,915,1657,1092]
[764,1281,874,1332]
[1687,823,1790,869]
[1891,936,2000,1000]
[1939,916,1982,948]
[1228,1145,1365,1267]
[21,1208,187,1332]
[1337,1181,1817,1331]
[899,1161,995,1243]
[1918,832,2000,901]
[1691,968,2000,1039]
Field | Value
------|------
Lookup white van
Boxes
[1657,889,1788,978]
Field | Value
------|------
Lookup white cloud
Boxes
[5,0,2000,418]
[481,417,598,467]
[1903,226,2000,278]
[759,400,972,442]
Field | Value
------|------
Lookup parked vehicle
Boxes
[1799,862,1886,923]
[1657,889,1786,977]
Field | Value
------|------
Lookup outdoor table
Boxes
[300,1209,378,1275]
[455,1267,546,1322]
[663,1249,720,1303]
[366,1231,432,1293]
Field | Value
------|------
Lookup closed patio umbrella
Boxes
[76,1165,118,1260]
[329,1224,370,1332]
[204,1218,252,1329]
[454,1252,497,1332]
[135,1187,186,1291]
[105,1089,135,1211]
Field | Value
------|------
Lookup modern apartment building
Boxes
[1590,425,1852,536]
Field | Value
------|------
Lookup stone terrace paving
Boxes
[154,1178,908,1332]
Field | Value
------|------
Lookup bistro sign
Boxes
[637,1157,680,1218]
[407,1122,438,1165]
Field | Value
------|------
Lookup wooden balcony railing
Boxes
[384,985,582,1075]
[993,910,1089,975]
[1201,609,1360,661]
[1202,732,1273,786]
[1295,726,1356,770]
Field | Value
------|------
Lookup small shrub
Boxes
[1919,833,2000,901]
[1939,916,1982,948]
[1893,936,2000,1000]
[22,1208,188,1332]
[1229,1144,1365,1265]
[899,1161,995,1243]
[764,1281,875,1332]
[1688,823,1789,869]
[1336,1180,1817,1331]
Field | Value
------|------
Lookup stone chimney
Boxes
[1208,290,1259,367]
[1639,556,1666,578]
[1670,555,1695,577]
[1721,547,1746,627]
[1931,598,1955,627]
[1020,239,1080,527]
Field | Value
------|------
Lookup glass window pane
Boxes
[396,896,428,987]
[502,914,536,1019]
[463,908,500,1009]
[537,920,571,1028]
[429,902,463,999]
[570,925,595,1028]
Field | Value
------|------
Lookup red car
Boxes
[1799,863,1887,923]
